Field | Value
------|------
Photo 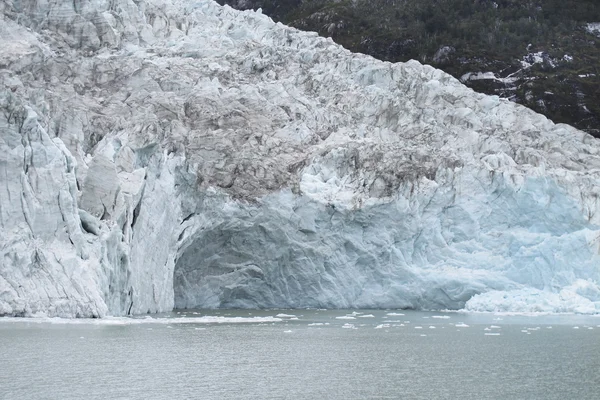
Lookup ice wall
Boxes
[1,0,599,316]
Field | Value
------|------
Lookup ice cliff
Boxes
[1,0,600,317]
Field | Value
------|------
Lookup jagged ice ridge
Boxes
[1,0,600,317]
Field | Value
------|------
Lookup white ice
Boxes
[1,0,599,317]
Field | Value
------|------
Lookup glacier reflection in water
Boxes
[1,310,599,399]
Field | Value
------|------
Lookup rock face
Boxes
[1,0,599,317]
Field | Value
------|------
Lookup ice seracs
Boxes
[465,280,600,314]
[1,0,599,317]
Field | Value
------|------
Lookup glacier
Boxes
[1,0,600,317]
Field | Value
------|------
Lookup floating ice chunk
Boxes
[420,334,427,337]
[336,316,356,320]
[490,325,501,329]
[484,333,501,336]
[431,316,450,319]
[276,314,296,318]
[573,326,580,329]
[455,323,469,328]
[386,313,405,316]
[342,323,357,329]
[429,326,436,329]
[284,330,292,333]
[414,326,423,329]
[358,314,375,318]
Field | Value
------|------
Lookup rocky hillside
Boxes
[220,0,600,137]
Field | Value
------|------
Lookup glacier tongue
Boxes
[1,0,599,317]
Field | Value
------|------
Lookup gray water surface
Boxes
[1,310,599,400]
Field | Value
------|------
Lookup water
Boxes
[1,310,599,400]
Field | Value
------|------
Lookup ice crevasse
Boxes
[0,0,599,317]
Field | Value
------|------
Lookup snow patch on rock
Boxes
[586,23,600,37]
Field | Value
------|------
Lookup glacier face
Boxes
[1,0,600,317]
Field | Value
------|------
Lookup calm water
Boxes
[1,310,599,400]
